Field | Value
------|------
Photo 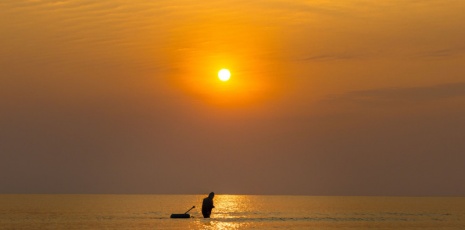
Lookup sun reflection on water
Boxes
[194,195,252,230]
[197,220,249,230]
[215,195,250,218]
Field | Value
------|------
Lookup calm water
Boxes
[0,195,464,229]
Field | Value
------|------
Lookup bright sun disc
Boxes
[218,69,231,81]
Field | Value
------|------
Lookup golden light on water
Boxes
[214,195,250,218]
[218,69,231,82]
[194,195,252,229]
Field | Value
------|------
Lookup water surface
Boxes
[1,195,464,229]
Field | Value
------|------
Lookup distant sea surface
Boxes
[1,195,464,229]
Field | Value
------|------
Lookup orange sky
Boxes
[1,0,465,195]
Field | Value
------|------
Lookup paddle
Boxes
[184,206,195,214]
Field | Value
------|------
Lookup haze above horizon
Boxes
[1,0,465,196]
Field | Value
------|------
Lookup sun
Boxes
[218,69,231,81]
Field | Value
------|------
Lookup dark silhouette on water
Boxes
[202,192,215,218]
[170,206,195,218]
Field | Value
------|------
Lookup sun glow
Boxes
[167,19,285,107]
[218,69,231,81]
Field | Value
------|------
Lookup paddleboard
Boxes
[170,213,191,218]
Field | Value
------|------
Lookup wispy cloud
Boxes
[415,47,465,59]
[297,53,360,62]
[324,82,465,107]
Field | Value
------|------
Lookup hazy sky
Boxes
[1,0,465,195]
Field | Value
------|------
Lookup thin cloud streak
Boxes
[323,82,465,107]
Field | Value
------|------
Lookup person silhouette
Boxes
[202,192,215,218]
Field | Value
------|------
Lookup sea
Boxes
[1,195,464,229]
